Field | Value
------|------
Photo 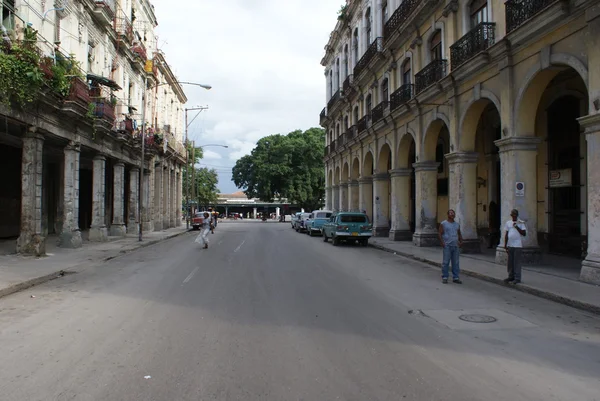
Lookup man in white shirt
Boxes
[503,209,527,284]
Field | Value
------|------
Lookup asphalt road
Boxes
[0,221,599,401]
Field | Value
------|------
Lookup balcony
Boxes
[415,59,447,94]
[371,101,389,124]
[353,37,383,78]
[450,23,496,70]
[61,77,91,118]
[320,107,327,125]
[342,74,356,99]
[357,115,369,134]
[506,0,557,33]
[324,146,329,157]
[327,89,341,111]
[384,0,419,39]
[331,140,337,153]
[347,125,356,141]
[116,16,134,45]
[390,84,413,111]
[93,0,116,28]
[93,101,116,123]
[132,42,147,61]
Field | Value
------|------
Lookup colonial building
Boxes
[0,0,186,255]
[320,0,600,284]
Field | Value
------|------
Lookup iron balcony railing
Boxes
[320,107,327,124]
[415,59,447,94]
[339,132,346,146]
[384,0,419,39]
[353,37,383,78]
[450,23,496,70]
[371,101,389,124]
[324,146,329,156]
[327,90,341,111]
[331,140,337,152]
[347,125,356,141]
[95,0,116,18]
[343,74,354,93]
[506,0,557,33]
[357,115,369,133]
[390,84,413,111]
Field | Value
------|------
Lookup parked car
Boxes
[291,212,303,230]
[192,211,207,230]
[305,210,333,236]
[322,212,372,246]
[295,212,312,232]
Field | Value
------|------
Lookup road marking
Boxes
[183,265,201,284]
[234,240,245,253]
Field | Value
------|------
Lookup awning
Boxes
[86,74,122,90]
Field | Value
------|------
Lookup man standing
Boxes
[504,209,527,284]
[438,209,463,284]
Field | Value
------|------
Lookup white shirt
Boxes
[505,220,526,248]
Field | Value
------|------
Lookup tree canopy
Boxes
[182,145,219,209]
[232,127,325,211]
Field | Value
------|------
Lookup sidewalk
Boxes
[369,238,600,315]
[0,227,189,299]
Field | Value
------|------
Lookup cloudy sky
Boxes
[151,0,340,194]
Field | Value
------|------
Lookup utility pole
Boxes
[185,109,190,229]
[138,74,147,241]
[191,140,196,215]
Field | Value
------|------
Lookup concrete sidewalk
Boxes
[0,227,190,299]
[369,238,600,315]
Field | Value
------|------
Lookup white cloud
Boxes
[151,0,339,192]
[202,150,222,160]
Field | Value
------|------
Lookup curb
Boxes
[0,229,191,301]
[369,243,600,316]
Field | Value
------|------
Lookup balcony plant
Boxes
[337,4,349,21]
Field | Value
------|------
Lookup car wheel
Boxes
[362,239,369,246]
[323,232,328,242]
[332,236,339,246]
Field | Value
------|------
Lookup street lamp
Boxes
[139,76,212,241]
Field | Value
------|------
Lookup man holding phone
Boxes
[504,209,527,284]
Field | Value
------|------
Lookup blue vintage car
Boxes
[305,210,333,236]
[322,212,372,246]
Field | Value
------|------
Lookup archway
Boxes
[362,151,374,222]
[334,166,341,211]
[390,133,416,240]
[327,169,334,211]
[374,144,392,236]
[350,157,360,211]
[341,162,350,211]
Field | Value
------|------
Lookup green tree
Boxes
[232,127,325,211]
[194,167,220,208]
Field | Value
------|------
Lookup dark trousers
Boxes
[507,247,522,281]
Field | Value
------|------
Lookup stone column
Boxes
[253,208,257,219]
[110,162,127,237]
[276,207,280,219]
[332,185,340,211]
[412,161,439,247]
[58,141,83,248]
[16,130,45,255]
[348,180,359,211]
[154,161,163,230]
[447,152,480,253]
[127,167,140,234]
[176,167,182,227]
[373,173,390,237]
[578,114,600,284]
[339,182,348,212]
[89,155,108,241]
[142,163,155,232]
[325,186,333,210]
[359,176,373,221]
[494,137,542,264]
[163,163,170,229]
[389,168,412,241]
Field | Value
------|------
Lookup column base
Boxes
[389,229,413,241]
[89,226,108,242]
[163,219,169,229]
[412,231,439,247]
[110,224,127,237]
[58,230,83,249]
[580,254,600,284]
[142,221,154,232]
[495,246,542,265]
[373,227,390,237]
[154,220,163,231]
[126,222,139,234]
[176,218,182,227]
[16,233,46,256]
[460,239,481,254]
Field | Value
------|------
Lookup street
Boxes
[0,222,599,401]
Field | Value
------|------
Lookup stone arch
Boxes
[342,162,350,182]
[363,151,374,177]
[422,118,451,161]
[351,157,360,180]
[397,132,416,168]
[334,166,341,185]
[459,91,501,151]
[327,169,333,187]
[378,143,392,173]
[515,53,589,135]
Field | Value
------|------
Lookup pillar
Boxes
[110,162,127,237]
[339,182,348,212]
[578,114,600,284]
[154,161,163,230]
[373,173,390,237]
[332,185,340,211]
[58,141,83,248]
[163,163,170,229]
[127,167,140,234]
[389,168,412,241]
[348,180,359,211]
[89,154,108,241]
[276,207,280,219]
[253,208,257,219]
[325,186,333,210]
[170,165,176,228]
[142,161,155,232]
[412,161,439,247]
[494,137,541,264]
[447,152,480,253]
[16,130,45,255]
[359,176,373,221]
[176,167,182,226]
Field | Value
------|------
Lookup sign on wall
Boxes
[549,168,572,188]
[515,182,525,197]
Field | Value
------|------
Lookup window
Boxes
[344,116,349,131]
[329,70,333,96]
[402,59,411,85]
[335,58,340,89]
[366,94,372,116]
[1,0,15,29]
[365,8,372,48]
[336,123,340,138]
[316,212,332,219]
[340,214,368,223]
[430,30,442,61]
[353,106,359,123]
[343,45,349,78]
[353,28,359,65]
[381,78,389,102]
[470,0,488,28]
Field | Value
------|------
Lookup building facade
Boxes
[320,0,600,284]
[0,0,187,255]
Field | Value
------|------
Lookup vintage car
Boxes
[305,210,333,236]
[322,212,372,246]
[295,212,312,232]
[291,212,303,230]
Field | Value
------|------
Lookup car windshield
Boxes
[315,212,331,218]
[340,214,368,223]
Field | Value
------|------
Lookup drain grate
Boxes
[458,314,497,323]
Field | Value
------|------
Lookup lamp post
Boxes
[139,77,212,241]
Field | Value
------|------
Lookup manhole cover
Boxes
[458,314,497,323]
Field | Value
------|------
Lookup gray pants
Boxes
[507,247,522,281]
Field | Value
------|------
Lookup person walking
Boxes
[438,209,463,284]
[198,212,211,249]
[504,209,527,284]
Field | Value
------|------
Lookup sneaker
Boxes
[442,278,448,284]
[503,278,514,284]
[453,279,463,284]
[511,279,521,284]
